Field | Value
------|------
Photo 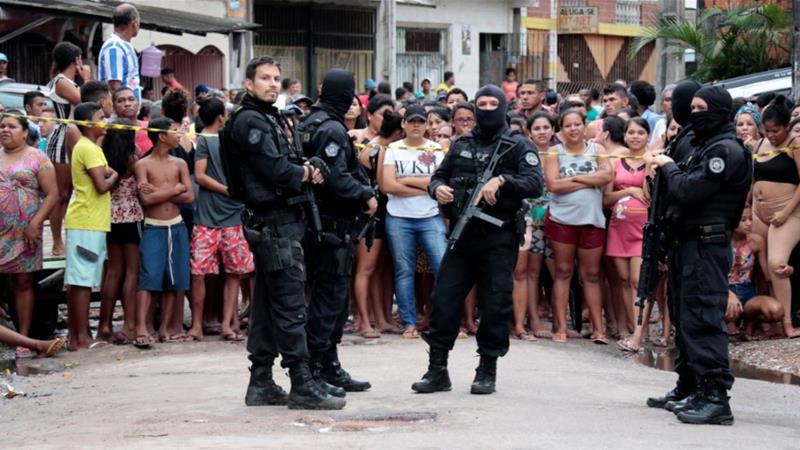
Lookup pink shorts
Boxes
[190,224,255,275]
[543,213,606,250]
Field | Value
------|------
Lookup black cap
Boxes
[404,104,428,122]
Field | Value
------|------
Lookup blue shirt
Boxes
[98,33,141,104]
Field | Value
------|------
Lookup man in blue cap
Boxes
[358,78,377,109]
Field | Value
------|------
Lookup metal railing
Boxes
[615,0,641,25]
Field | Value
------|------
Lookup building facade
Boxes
[523,0,659,94]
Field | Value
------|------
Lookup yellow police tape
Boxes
[5,112,219,137]
[7,112,797,161]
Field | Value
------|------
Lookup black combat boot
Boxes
[244,357,288,406]
[411,348,452,393]
[320,346,371,392]
[287,361,346,410]
[646,379,695,409]
[667,387,702,413]
[676,382,734,425]
[309,352,346,398]
[470,355,497,395]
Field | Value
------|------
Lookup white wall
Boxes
[118,0,231,86]
[396,0,514,96]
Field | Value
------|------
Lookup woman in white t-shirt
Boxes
[381,105,447,338]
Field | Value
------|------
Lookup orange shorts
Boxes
[190,224,255,275]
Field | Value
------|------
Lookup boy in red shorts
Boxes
[187,96,255,342]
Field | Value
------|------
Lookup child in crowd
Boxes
[64,102,119,351]
[187,96,254,342]
[726,207,784,339]
[133,117,194,348]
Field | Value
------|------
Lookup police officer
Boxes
[411,85,544,395]
[222,56,344,410]
[299,69,377,393]
[645,86,752,425]
[644,79,701,412]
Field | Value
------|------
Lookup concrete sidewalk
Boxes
[2,335,799,449]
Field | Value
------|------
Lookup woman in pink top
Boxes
[603,117,650,339]
[501,68,519,102]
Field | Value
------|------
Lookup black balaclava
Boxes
[671,80,701,127]
[473,84,508,140]
[319,68,356,119]
[691,85,733,145]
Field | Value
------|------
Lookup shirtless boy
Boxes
[133,117,194,347]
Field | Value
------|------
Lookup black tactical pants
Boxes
[423,224,518,357]
[245,212,309,368]
[306,221,358,354]
[668,240,734,390]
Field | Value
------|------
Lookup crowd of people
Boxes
[1,4,799,363]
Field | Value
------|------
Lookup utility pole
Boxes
[655,0,684,110]
[793,0,800,104]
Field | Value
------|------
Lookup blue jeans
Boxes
[385,214,447,327]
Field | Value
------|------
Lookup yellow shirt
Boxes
[435,82,453,94]
[65,136,111,232]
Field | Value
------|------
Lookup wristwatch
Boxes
[498,175,507,186]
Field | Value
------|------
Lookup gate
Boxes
[396,53,445,92]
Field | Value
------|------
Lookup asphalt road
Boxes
[2,335,799,449]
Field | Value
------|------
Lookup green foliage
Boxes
[630,3,791,82]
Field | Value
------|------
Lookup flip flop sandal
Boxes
[15,347,33,359]
[402,329,420,339]
[514,331,538,341]
[359,329,381,339]
[223,332,245,342]
[111,332,131,346]
[532,330,553,339]
[41,338,65,358]
[552,332,567,343]
[617,338,641,353]
[134,336,152,349]
[591,333,610,345]
[183,334,203,342]
[89,341,110,350]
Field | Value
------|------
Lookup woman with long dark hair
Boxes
[98,119,141,344]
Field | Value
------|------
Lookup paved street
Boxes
[2,335,799,449]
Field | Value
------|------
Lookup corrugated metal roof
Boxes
[0,0,260,35]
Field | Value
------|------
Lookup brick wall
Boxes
[702,0,791,9]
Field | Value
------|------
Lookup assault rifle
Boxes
[280,112,328,242]
[447,138,514,249]
[635,147,678,326]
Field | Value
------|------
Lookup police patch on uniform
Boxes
[708,157,725,174]
[525,152,540,167]
[459,150,473,159]
[325,142,340,158]
[248,129,262,145]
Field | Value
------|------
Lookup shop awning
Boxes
[0,0,260,36]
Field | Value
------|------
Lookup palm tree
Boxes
[630,3,791,83]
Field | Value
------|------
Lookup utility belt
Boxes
[676,224,731,245]
[315,214,362,247]
[242,207,306,273]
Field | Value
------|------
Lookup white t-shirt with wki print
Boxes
[383,139,445,219]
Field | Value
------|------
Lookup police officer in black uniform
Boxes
[645,79,701,411]
[645,86,752,425]
[411,85,544,395]
[298,69,377,393]
[221,56,344,410]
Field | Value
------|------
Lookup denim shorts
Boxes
[729,281,756,305]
